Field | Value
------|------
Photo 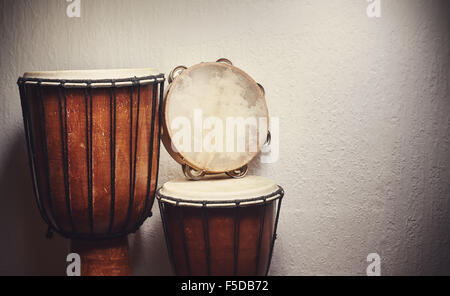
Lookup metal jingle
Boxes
[226,165,248,179]
[182,164,207,180]
[216,58,233,65]
[265,130,271,146]
[168,65,188,84]
[257,83,265,96]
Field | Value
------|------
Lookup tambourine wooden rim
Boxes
[162,60,269,176]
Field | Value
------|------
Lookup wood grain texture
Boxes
[70,237,131,276]
[162,202,275,276]
[23,82,160,236]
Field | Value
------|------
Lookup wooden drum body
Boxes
[17,69,165,275]
[157,176,284,276]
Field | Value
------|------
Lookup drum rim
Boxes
[156,185,284,208]
[162,61,269,174]
[18,72,165,88]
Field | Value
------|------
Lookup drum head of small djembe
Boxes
[163,61,269,177]
[158,175,280,204]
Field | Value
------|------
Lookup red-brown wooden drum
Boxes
[17,69,165,275]
[157,176,284,276]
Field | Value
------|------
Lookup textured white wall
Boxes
[0,0,449,275]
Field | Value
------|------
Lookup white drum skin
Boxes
[159,175,280,205]
[23,68,160,79]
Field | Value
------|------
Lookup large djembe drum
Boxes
[17,69,165,275]
[157,176,284,276]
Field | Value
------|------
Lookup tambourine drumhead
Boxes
[158,175,279,206]
[23,68,160,80]
[164,62,269,173]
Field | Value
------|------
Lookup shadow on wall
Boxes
[0,131,172,276]
[0,132,67,276]
[129,216,174,276]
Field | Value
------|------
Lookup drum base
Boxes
[70,236,131,276]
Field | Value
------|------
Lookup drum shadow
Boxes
[129,213,174,276]
[0,133,67,275]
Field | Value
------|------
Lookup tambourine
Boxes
[162,59,269,180]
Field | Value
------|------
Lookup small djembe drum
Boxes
[158,59,284,276]
[156,176,284,276]
[17,68,165,275]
